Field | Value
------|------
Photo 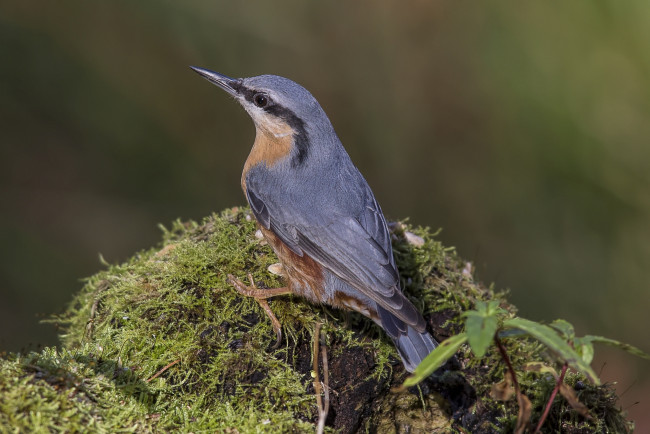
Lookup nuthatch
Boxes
[191,66,437,372]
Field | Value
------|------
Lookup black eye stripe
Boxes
[253,93,268,107]
[265,104,309,167]
[240,86,273,109]
[241,87,263,105]
[238,85,309,166]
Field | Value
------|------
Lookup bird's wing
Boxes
[246,184,424,330]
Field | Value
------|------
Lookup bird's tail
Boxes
[376,304,438,373]
[393,325,438,373]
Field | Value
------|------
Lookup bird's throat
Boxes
[241,121,295,190]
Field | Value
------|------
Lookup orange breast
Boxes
[241,121,295,191]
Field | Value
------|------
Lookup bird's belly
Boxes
[259,225,382,325]
[330,284,380,324]
[259,226,327,304]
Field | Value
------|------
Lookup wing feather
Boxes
[246,179,425,330]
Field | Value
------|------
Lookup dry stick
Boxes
[146,359,181,383]
[85,298,100,338]
[534,363,568,433]
[320,328,330,429]
[313,323,324,434]
[312,323,330,434]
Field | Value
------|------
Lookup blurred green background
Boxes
[1,0,649,428]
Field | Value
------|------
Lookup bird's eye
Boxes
[253,93,269,108]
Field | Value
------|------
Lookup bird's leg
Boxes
[227,273,292,348]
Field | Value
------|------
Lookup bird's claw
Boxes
[227,273,284,348]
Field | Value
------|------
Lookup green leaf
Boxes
[397,333,468,390]
[462,301,500,357]
[503,318,600,385]
[573,336,595,364]
[497,329,528,339]
[465,313,497,357]
[474,300,502,315]
[550,319,575,340]
[583,335,650,360]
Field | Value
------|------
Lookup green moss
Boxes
[0,207,633,432]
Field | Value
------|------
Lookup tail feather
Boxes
[376,304,438,372]
[394,325,438,373]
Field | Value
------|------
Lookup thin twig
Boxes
[534,363,568,433]
[85,295,101,339]
[312,323,324,434]
[495,336,532,434]
[495,336,520,395]
[312,323,330,434]
[146,359,180,383]
[618,380,636,399]
[320,328,330,432]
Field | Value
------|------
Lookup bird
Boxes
[191,66,438,372]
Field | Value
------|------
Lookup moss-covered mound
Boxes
[0,207,632,432]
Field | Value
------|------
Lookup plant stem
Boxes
[495,336,519,395]
[534,363,568,433]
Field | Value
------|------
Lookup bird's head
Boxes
[191,67,342,170]
[190,67,334,159]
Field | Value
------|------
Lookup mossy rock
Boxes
[0,207,633,432]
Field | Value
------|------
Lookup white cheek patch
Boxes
[245,105,266,123]
[246,107,294,139]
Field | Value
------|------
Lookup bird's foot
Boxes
[227,273,290,348]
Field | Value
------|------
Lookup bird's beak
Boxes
[190,66,240,96]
